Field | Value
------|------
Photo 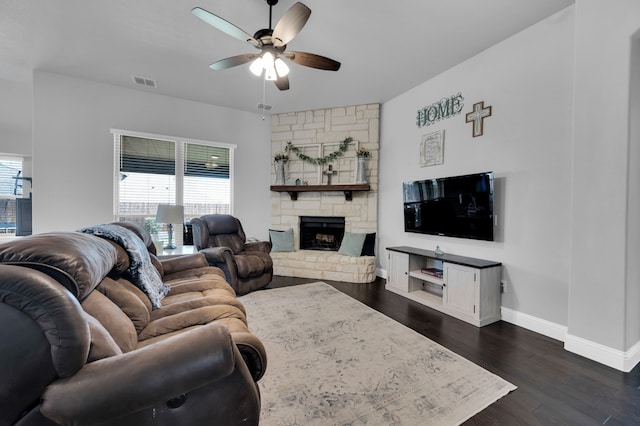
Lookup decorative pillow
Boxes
[269,228,295,252]
[361,232,376,256]
[338,232,367,257]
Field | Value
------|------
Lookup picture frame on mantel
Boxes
[420,130,444,167]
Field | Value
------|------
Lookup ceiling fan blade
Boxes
[272,2,311,47]
[285,51,341,71]
[209,54,259,71]
[274,75,290,91]
[192,7,260,47]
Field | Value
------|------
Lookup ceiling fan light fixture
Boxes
[193,1,340,91]
[261,51,277,80]
[262,51,275,70]
[274,57,289,77]
[249,57,264,76]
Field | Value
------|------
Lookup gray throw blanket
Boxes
[79,224,170,309]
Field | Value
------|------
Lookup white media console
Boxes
[386,246,502,327]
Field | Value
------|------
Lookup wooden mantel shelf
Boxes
[270,184,370,201]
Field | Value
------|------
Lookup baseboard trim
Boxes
[379,274,640,372]
[500,307,567,342]
[564,334,640,373]
[501,307,640,372]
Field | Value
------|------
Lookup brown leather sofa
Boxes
[0,223,266,425]
[191,214,273,295]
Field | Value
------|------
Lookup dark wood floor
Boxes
[267,276,640,425]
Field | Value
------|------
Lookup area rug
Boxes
[239,282,516,425]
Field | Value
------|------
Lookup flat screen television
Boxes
[403,171,494,241]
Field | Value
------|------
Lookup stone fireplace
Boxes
[269,104,379,282]
[271,104,379,242]
[299,216,345,251]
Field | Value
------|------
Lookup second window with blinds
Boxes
[113,131,236,245]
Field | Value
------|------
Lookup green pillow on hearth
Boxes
[338,232,367,257]
[269,228,295,252]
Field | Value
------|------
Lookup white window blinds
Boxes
[0,157,23,197]
[0,156,23,234]
[113,130,235,231]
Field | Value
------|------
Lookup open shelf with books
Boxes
[386,246,502,327]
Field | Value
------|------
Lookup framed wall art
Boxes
[420,130,444,167]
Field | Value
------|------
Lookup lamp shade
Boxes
[156,204,184,224]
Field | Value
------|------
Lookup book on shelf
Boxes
[420,267,443,278]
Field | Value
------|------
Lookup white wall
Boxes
[32,71,272,238]
[379,7,575,326]
[0,78,32,157]
[568,0,640,358]
[628,33,640,350]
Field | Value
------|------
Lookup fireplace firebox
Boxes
[299,216,346,251]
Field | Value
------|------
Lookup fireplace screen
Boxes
[299,216,345,251]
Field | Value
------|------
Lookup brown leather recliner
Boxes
[0,229,265,425]
[191,214,273,295]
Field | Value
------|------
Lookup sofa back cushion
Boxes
[81,291,137,353]
[97,277,151,334]
[0,233,117,300]
[84,313,123,362]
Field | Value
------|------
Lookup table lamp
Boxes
[156,204,184,249]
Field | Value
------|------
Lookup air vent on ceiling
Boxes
[257,103,272,111]
[132,76,157,88]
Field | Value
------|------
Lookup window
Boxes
[113,130,235,240]
[0,156,23,235]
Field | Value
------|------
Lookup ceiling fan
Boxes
[192,0,341,91]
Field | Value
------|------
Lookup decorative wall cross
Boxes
[465,101,492,137]
[322,164,337,185]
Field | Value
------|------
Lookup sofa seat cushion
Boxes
[234,252,273,278]
[138,304,248,341]
[163,265,226,282]
[155,294,246,320]
[164,272,234,296]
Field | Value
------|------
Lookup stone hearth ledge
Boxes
[271,250,376,283]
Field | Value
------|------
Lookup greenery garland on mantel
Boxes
[285,137,353,166]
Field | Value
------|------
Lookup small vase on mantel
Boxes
[355,156,368,184]
[275,159,287,185]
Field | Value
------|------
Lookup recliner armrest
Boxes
[160,253,209,275]
[200,246,234,264]
[41,323,237,424]
[244,241,272,254]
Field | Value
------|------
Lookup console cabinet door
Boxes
[387,251,409,292]
[443,263,477,318]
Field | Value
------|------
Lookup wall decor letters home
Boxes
[416,93,464,128]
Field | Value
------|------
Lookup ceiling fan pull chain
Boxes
[262,77,267,120]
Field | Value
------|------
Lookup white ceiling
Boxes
[0,0,573,116]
